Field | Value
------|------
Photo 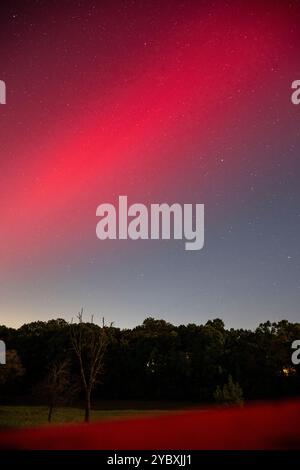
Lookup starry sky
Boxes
[0,0,300,329]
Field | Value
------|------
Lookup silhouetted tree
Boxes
[70,310,108,422]
[35,359,71,423]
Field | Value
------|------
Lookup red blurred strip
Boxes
[0,400,299,450]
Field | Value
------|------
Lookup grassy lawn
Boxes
[0,406,171,428]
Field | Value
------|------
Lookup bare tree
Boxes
[35,359,71,423]
[70,309,109,422]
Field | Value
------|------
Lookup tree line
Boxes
[0,316,299,421]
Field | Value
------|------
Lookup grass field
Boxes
[0,405,173,428]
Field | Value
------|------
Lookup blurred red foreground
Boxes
[0,400,299,450]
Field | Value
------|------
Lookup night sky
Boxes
[0,0,300,329]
